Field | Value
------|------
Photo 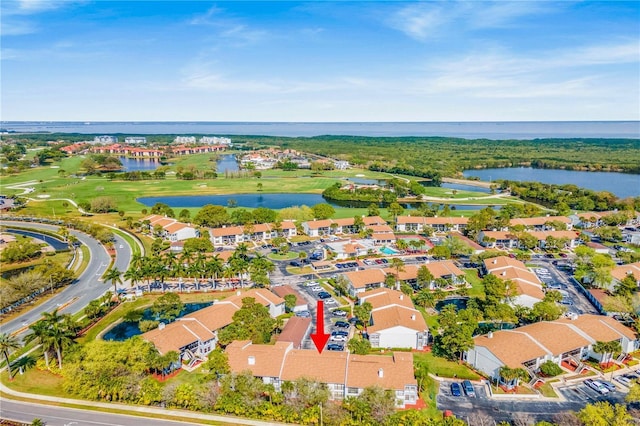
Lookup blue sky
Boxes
[1,1,639,121]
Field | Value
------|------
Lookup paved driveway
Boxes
[436,379,627,423]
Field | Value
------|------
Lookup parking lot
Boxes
[437,378,628,423]
[295,280,353,351]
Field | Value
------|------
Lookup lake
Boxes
[463,167,640,199]
[119,157,159,172]
[103,302,212,341]
[137,193,492,211]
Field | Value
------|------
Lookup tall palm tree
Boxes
[40,309,76,369]
[206,255,224,285]
[124,267,143,289]
[0,333,20,379]
[390,257,405,291]
[23,320,53,368]
[104,267,123,295]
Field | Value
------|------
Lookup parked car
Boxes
[327,343,344,351]
[450,382,462,397]
[334,321,350,329]
[599,381,617,392]
[332,309,348,317]
[614,374,639,387]
[310,286,322,292]
[584,379,609,395]
[462,380,475,397]
[295,311,311,318]
[330,334,347,342]
[318,291,332,299]
[324,299,337,305]
[332,330,349,337]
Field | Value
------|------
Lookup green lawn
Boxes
[2,153,528,220]
[2,366,68,397]
[464,269,485,299]
[413,352,481,380]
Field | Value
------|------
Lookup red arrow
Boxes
[310,300,330,353]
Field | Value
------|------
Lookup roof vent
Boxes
[411,314,416,321]
[399,294,404,300]
[492,259,497,264]
[236,291,241,296]
[488,331,493,339]
[501,271,506,276]
[158,322,165,330]
[378,368,384,378]
[248,356,255,365]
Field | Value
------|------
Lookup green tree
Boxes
[193,204,230,227]
[614,275,638,298]
[539,360,563,377]
[284,294,297,312]
[353,301,373,326]
[367,203,380,217]
[204,348,230,379]
[183,237,213,253]
[498,366,529,389]
[104,267,122,295]
[311,203,335,220]
[416,265,434,290]
[347,336,372,355]
[390,257,405,291]
[433,304,476,361]
[592,340,622,367]
[344,386,396,425]
[577,401,633,426]
[217,297,276,346]
[531,300,564,322]
[151,292,184,322]
[387,202,404,219]
[429,245,451,260]
[178,208,191,222]
[0,333,20,379]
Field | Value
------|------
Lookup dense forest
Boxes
[234,135,640,176]
[3,134,639,177]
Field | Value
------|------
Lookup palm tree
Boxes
[124,267,143,289]
[593,340,622,367]
[390,257,405,291]
[395,239,409,252]
[206,255,224,288]
[0,333,20,379]
[23,320,53,368]
[498,366,529,390]
[41,309,76,369]
[104,267,123,295]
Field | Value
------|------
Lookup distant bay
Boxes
[2,121,639,139]
[463,167,640,199]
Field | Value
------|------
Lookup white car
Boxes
[324,299,337,305]
[585,379,609,395]
[330,334,347,342]
[310,286,323,292]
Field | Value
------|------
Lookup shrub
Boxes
[539,360,563,377]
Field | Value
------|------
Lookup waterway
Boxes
[216,154,240,173]
[462,167,640,199]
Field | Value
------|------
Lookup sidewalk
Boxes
[0,379,291,426]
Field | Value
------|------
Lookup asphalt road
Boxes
[0,220,131,339]
[0,399,204,426]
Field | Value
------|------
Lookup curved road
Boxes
[0,220,132,338]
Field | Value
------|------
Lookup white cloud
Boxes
[386,1,556,41]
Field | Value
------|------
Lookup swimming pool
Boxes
[380,246,398,255]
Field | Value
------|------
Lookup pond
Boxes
[103,302,212,341]
[435,297,469,312]
[217,154,240,173]
[462,167,640,199]
[119,157,160,172]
